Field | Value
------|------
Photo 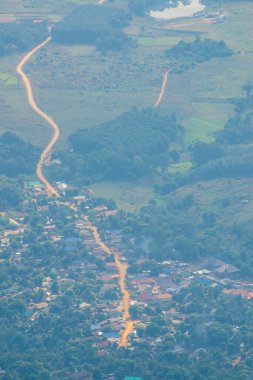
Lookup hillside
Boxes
[50,108,183,183]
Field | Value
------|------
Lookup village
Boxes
[1,179,253,368]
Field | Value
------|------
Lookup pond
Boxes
[150,0,205,20]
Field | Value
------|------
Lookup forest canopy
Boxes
[128,0,168,16]
[52,108,183,183]
[52,5,132,52]
[0,132,39,177]
[0,21,48,56]
[0,177,23,209]
[166,37,233,73]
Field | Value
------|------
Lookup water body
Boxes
[150,0,205,20]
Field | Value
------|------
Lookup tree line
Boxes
[128,0,170,16]
[166,37,233,73]
[50,108,183,184]
[52,5,133,53]
[0,21,48,56]
[0,132,39,178]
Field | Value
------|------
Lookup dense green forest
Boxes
[166,38,233,73]
[51,108,183,183]
[0,22,48,56]
[0,177,23,209]
[127,0,197,16]
[0,132,39,178]
[217,84,253,144]
[52,5,132,52]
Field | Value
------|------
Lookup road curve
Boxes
[153,70,169,108]
[16,37,60,197]
[17,38,134,346]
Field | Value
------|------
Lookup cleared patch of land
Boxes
[0,54,50,146]
[169,161,192,174]
[91,180,154,211]
[0,72,18,86]
[168,178,253,229]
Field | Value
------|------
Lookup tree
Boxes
[51,281,59,295]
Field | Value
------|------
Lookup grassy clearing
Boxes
[183,116,220,144]
[137,36,182,47]
[91,180,154,211]
[0,54,50,146]
[169,161,192,174]
[0,73,18,86]
[47,15,63,20]
[26,41,169,146]
[0,0,24,12]
[182,102,232,144]
[167,178,253,228]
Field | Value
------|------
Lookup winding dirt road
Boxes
[16,37,134,347]
[154,70,169,107]
[16,37,60,198]
[16,22,170,347]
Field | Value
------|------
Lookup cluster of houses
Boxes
[1,180,253,353]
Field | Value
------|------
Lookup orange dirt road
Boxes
[17,36,134,348]
[88,224,135,347]
[154,70,169,108]
[16,37,60,197]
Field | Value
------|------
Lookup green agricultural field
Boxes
[91,180,154,211]
[169,161,192,174]
[0,73,18,86]
[25,40,169,146]
[183,102,233,144]
[137,36,182,47]
[0,54,50,146]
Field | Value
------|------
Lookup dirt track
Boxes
[154,70,169,107]
[16,37,60,198]
[16,37,134,347]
